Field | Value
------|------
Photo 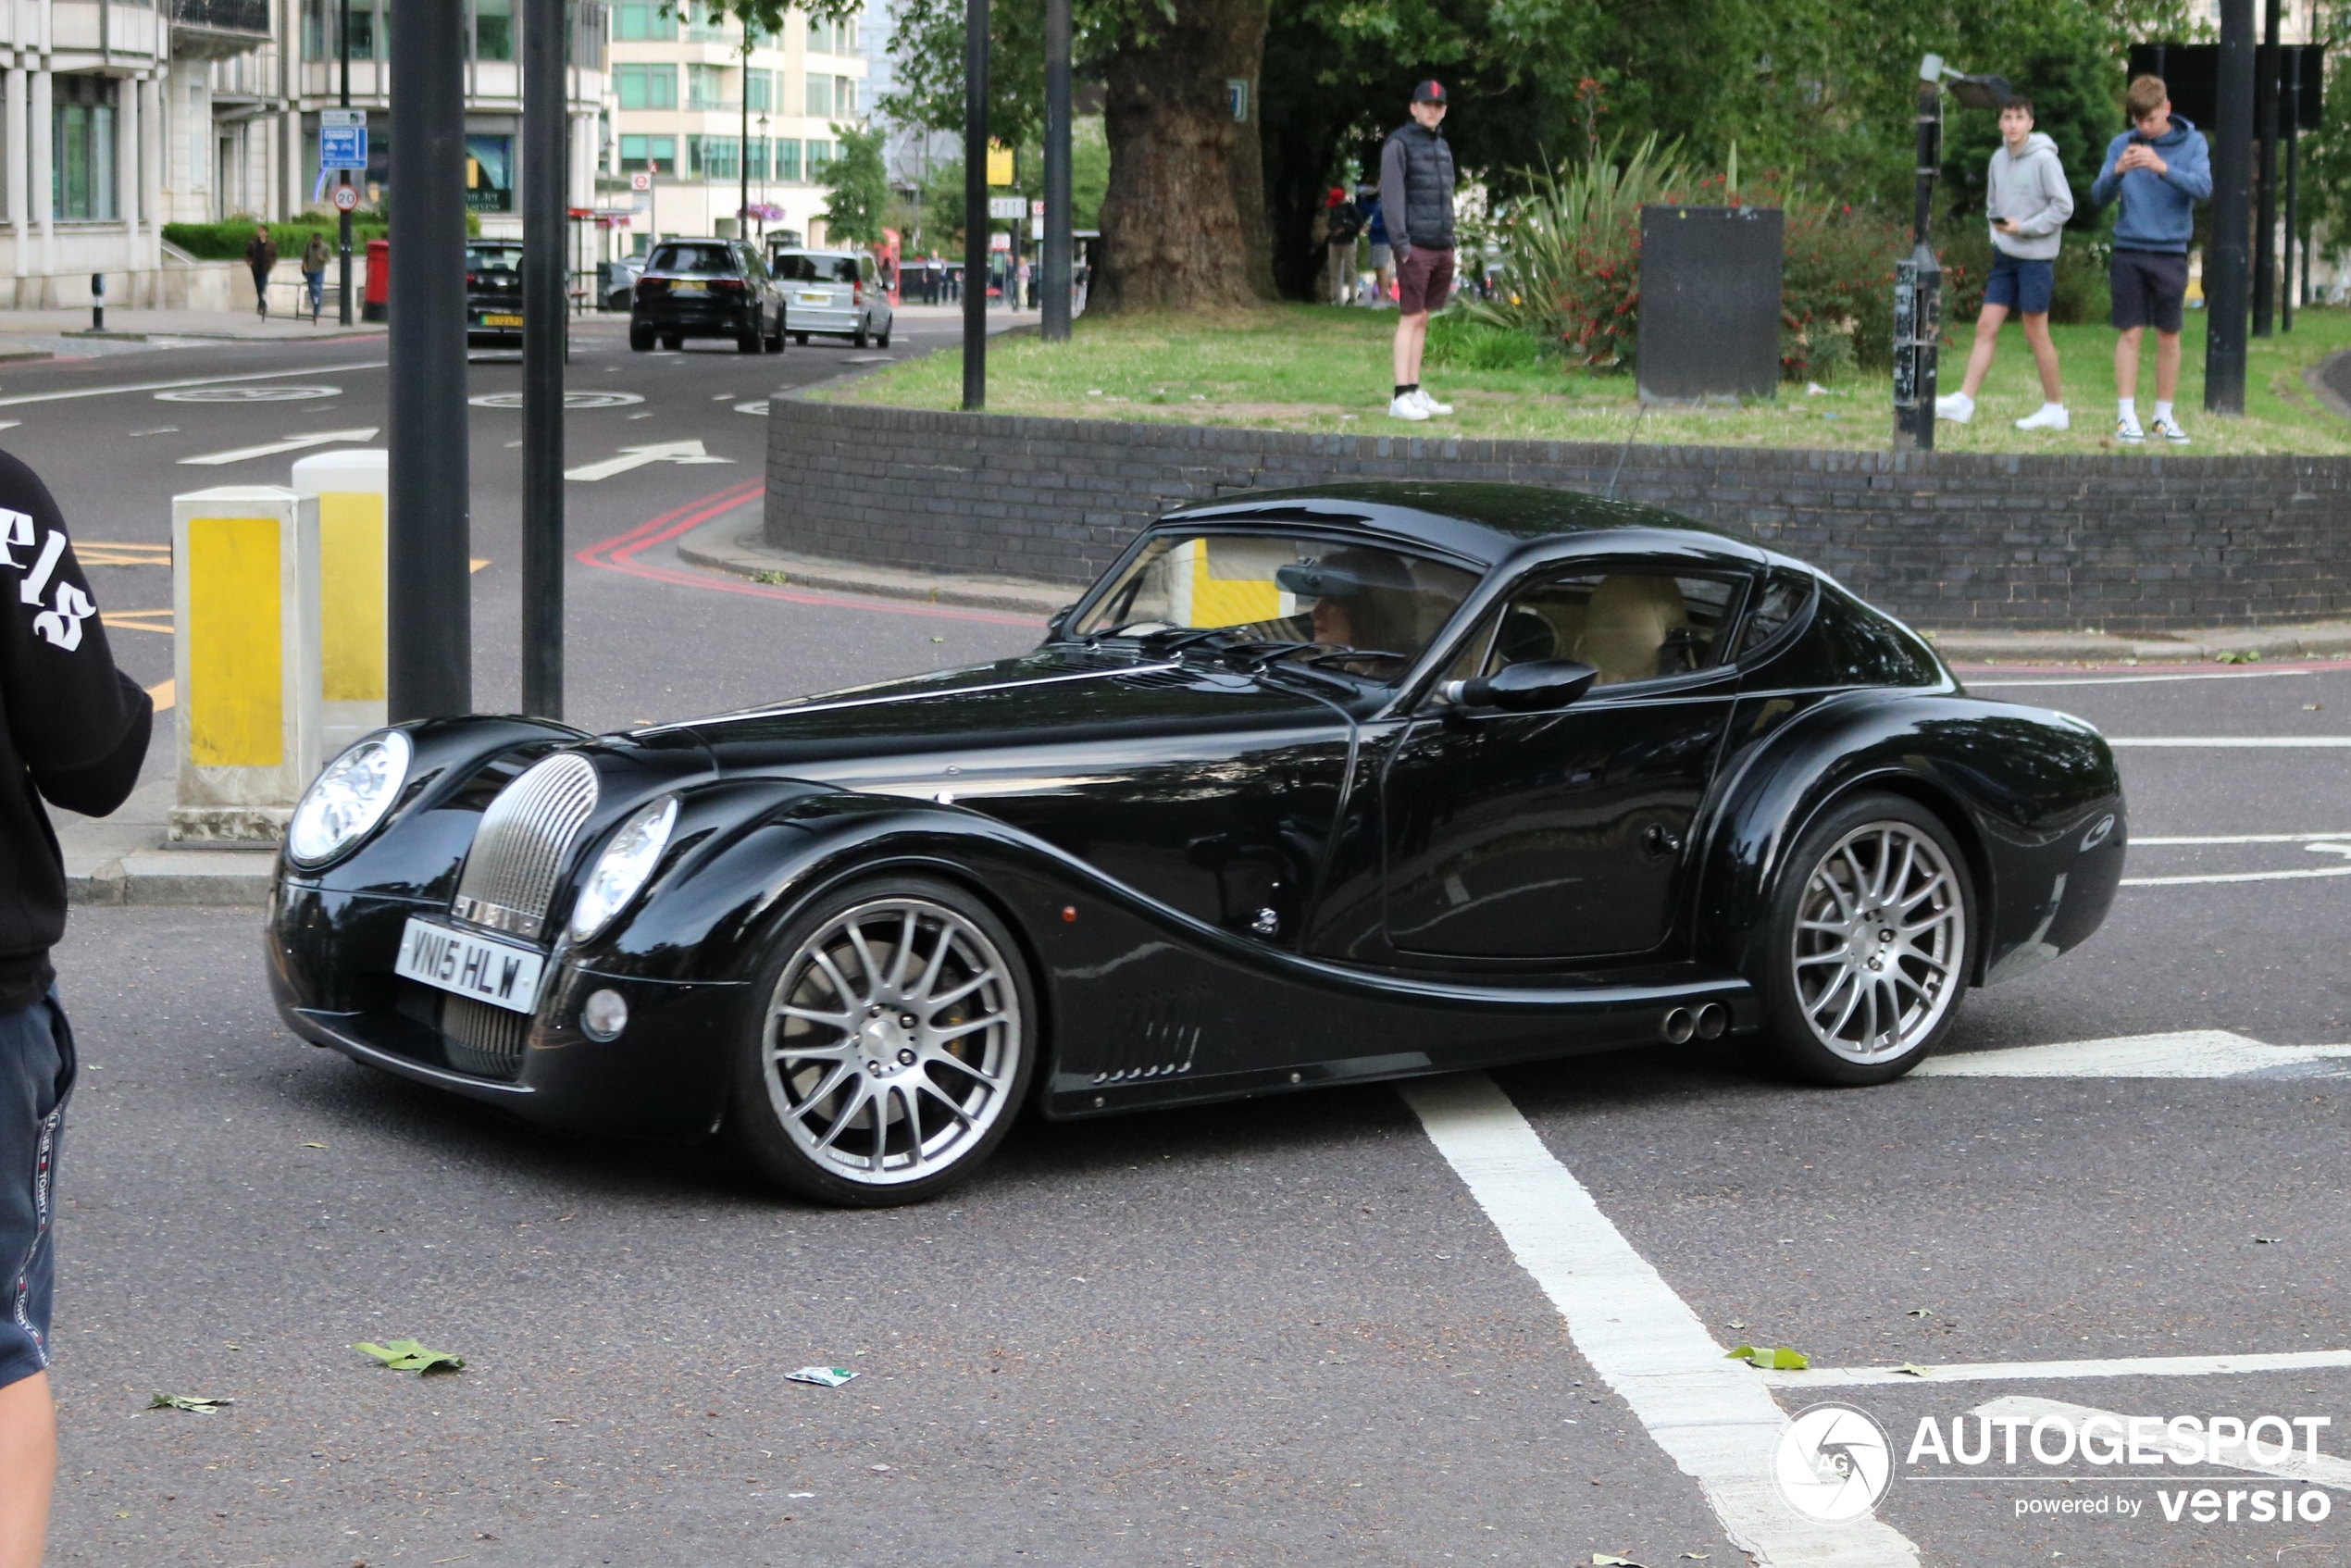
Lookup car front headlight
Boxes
[568,796,678,943]
[286,730,412,867]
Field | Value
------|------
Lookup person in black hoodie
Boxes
[0,451,150,1568]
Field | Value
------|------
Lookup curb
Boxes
[677,523,1069,616]
[1932,620,2351,666]
[57,781,274,908]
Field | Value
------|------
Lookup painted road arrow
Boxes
[564,440,736,482]
[177,427,381,466]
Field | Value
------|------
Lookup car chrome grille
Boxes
[442,995,529,1080]
[450,753,599,941]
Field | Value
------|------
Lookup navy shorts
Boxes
[1983,252,2054,316]
[0,996,72,1391]
[2110,249,2189,333]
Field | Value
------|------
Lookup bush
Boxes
[1781,200,1909,378]
[1425,310,1546,370]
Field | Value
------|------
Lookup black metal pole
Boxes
[1041,0,1069,341]
[1894,75,1941,451]
[2208,0,2256,415]
[388,0,471,717]
[961,0,987,408]
[2285,45,2300,330]
[2255,0,2279,334]
[520,0,566,719]
[337,0,353,326]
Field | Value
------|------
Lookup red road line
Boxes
[1953,658,2351,677]
[576,479,1043,628]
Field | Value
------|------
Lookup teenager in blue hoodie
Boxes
[2089,74,2213,443]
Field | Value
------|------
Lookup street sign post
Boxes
[331,184,359,213]
[320,108,367,171]
[987,195,1025,219]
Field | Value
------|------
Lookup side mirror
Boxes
[1441,658,1598,713]
[1044,604,1078,640]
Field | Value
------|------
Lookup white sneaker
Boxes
[2116,416,2146,443]
[2150,414,2191,443]
[1387,393,1431,421]
[2014,403,2070,431]
[1934,392,1975,423]
[1412,388,1453,416]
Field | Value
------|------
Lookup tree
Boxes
[822,121,892,246]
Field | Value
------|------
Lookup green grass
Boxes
[827,302,2351,456]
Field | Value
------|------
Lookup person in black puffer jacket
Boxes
[1377,79,1457,421]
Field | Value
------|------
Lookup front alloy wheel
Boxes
[1759,794,1970,1085]
[727,877,1034,1204]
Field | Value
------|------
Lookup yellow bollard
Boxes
[291,449,387,754]
[169,485,322,843]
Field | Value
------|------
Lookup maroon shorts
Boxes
[1396,246,1455,315]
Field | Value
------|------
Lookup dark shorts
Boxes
[0,996,71,1391]
[2110,249,2189,333]
[1396,246,1455,316]
[1983,252,2054,316]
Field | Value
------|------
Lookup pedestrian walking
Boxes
[1936,97,2074,431]
[0,452,151,1568]
[1322,187,1364,306]
[301,232,330,326]
[2089,74,2212,443]
[1362,186,1392,305]
[1379,79,1457,420]
[244,224,278,319]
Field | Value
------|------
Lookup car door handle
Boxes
[1642,823,1683,857]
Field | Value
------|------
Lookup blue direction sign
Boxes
[320,109,366,169]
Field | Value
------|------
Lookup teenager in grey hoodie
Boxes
[1936,98,2076,431]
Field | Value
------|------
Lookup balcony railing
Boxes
[171,0,272,36]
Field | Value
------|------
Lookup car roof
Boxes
[771,247,859,259]
[1162,481,1773,572]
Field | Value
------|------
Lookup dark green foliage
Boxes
[822,122,892,247]
[1425,310,1547,369]
[164,218,390,260]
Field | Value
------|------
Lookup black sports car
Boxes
[266,483,2125,1205]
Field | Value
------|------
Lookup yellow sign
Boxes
[986,141,1015,186]
[185,516,283,768]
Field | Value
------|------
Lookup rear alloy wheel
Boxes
[726,877,1035,1205]
[1758,793,1970,1086]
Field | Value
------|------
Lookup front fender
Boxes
[1694,692,2125,986]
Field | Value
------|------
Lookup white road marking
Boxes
[734,400,769,416]
[1401,1073,1921,1568]
[1970,1395,2351,1492]
[2106,736,2351,747]
[1915,1030,2351,1078]
[1967,670,2316,688]
[2122,866,2351,887]
[468,390,644,409]
[0,361,385,407]
[156,384,340,404]
[176,427,380,466]
[1763,1350,2351,1389]
[2134,832,2351,844]
[564,439,735,481]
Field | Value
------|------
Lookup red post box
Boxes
[363,238,390,321]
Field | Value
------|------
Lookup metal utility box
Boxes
[1636,205,1784,403]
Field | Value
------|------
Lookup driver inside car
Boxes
[1273,549,1422,653]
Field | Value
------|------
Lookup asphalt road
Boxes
[10,326,2351,1566]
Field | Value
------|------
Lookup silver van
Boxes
[769,248,893,348]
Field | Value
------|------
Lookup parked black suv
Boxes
[466,241,525,345]
[628,239,786,354]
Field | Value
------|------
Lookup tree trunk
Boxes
[1092,0,1278,312]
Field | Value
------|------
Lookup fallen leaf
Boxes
[1906,1308,1933,1318]
[354,1339,465,1375]
[1725,1321,1748,1331]
[149,1393,230,1413]
[1892,1363,1933,1378]
[302,1141,327,1150]
[1680,1557,1711,1562]
[1594,1555,1646,1567]
[1725,1345,1810,1370]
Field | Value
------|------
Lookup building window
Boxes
[53,76,117,221]
[611,0,674,41]
[775,139,801,181]
[688,64,728,110]
[746,139,768,180]
[745,69,772,113]
[615,63,677,110]
[466,134,513,211]
[806,139,834,174]
[682,2,728,42]
[304,0,384,58]
[617,134,677,174]
[688,135,739,180]
[804,73,831,118]
[473,0,513,61]
[835,77,856,118]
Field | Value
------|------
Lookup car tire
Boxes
[737,319,764,354]
[795,331,810,346]
[628,321,653,352]
[723,875,1038,1207]
[766,317,786,353]
[877,327,891,349]
[852,326,869,348]
[1754,791,1972,1087]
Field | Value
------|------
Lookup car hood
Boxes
[664,648,1354,790]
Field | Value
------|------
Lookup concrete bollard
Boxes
[291,448,387,755]
[168,485,322,844]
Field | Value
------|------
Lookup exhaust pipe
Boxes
[1662,1007,1696,1045]
[1696,1002,1728,1040]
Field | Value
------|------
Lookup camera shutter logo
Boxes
[1775,1403,1896,1522]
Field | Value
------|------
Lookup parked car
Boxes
[600,255,645,314]
[628,238,784,354]
[267,482,2125,1206]
[768,247,892,347]
[465,241,524,345]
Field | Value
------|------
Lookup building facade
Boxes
[599,0,867,255]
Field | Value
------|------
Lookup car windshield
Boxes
[466,246,520,273]
[1075,530,1481,683]
[649,243,734,274]
[771,253,860,283]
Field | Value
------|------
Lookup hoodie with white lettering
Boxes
[1986,131,2074,261]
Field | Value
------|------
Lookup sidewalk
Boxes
[56,777,276,908]
[0,307,387,346]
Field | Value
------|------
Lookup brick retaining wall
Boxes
[765,393,2351,632]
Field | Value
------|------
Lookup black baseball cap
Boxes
[1412,80,1447,105]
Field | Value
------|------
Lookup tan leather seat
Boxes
[1574,575,1687,685]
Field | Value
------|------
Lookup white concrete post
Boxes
[5,63,21,283]
[289,449,387,755]
[31,62,48,280]
[120,69,139,275]
[169,485,324,844]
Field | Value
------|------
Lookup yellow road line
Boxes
[147,678,174,713]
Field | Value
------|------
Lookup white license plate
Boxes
[394,917,546,1014]
[672,281,706,295]
[799,291,831,304]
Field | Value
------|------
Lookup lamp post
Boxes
[2208,0,2256,414]
[1895,56,2012,453]
[757,112,770,237]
